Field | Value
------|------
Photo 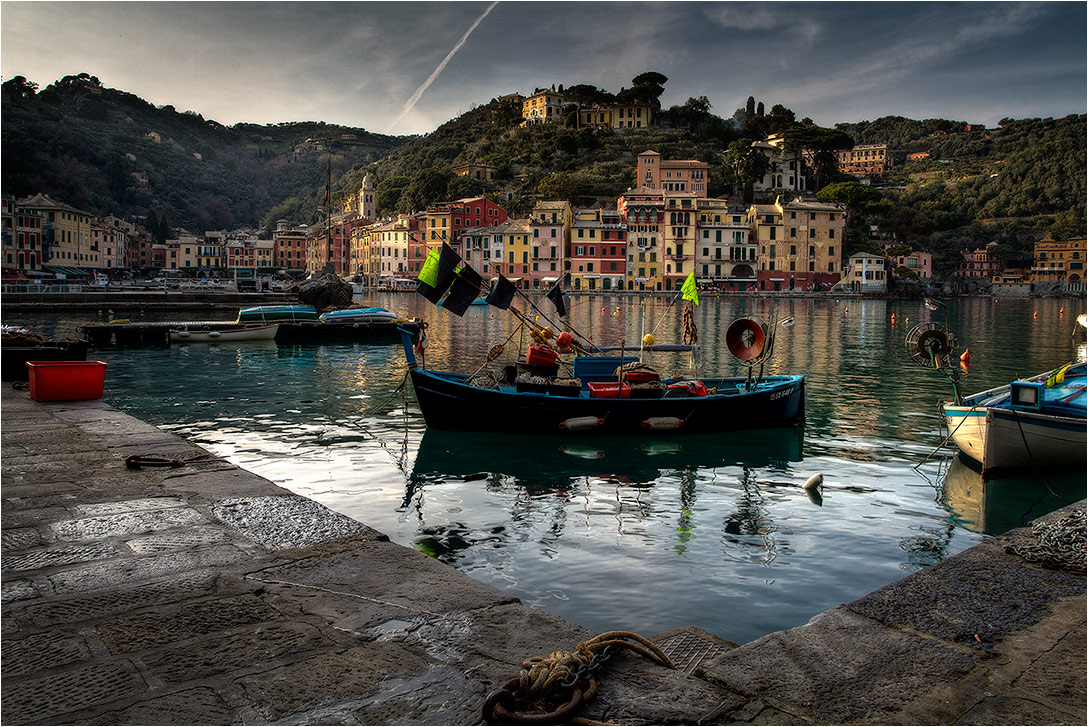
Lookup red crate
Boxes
[525,344,559,366]
[26,361,108,402]
[587,381,630,399]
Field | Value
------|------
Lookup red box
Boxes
[26,361,108,402]
[525,344,559,366]
[622,370,660,384]
[588,381,631,399]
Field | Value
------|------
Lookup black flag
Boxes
[442,265,483,316]
[417,243,462,304]
[546,279,567,317]
[486,274,516,310]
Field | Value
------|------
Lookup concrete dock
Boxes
[2,386,1084,725]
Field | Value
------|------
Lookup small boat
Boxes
[942,361,1086,475]
[237,305,319,323]
[318,307,399,324]
[397,316,804,435]
[170,324,279,343]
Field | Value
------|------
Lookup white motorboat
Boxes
[169,324,278,343]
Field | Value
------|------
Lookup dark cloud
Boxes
[2,1,1084,134]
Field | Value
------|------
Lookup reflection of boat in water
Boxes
[942,362,1085,475]
[940,454,1086,535]
[169,324,278,343]
[410,427,804,488]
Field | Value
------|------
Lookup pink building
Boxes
[882,244,933,280]
[636,150,710,197]
[959,241,1003,279]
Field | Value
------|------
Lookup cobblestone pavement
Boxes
[2,386,1084,725]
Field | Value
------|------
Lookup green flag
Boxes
[417,248,439,286]
[681,271,699,306]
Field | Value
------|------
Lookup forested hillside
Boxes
[1,74,405,232]
[3,73,1083,276]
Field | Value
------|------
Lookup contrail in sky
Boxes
[386,1,499,134]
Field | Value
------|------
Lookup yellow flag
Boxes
[417,248,439,286]
[681,271,699,306]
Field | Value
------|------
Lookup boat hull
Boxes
[409,368,804,435]
[169,324,278,343]
[944,404,1086,474]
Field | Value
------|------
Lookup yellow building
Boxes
[423,204,452,248]
[488,219,532,287]
[662,192,698,291]
[748,195,845,291]
[577,103,652,130]
[18,193,97,270]
[1032,237,1086,282]
[521,88,569,127]
[451,162,497,182]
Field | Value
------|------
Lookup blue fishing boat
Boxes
[398,316,804,435]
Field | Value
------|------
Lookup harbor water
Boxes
[9,295,1086,644]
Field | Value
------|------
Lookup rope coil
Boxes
[482,631,675,724]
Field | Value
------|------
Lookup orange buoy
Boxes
[960,348,970,362]
[1060,307,1065,317]
[891,313,896,322]
[1033,310,1038,319]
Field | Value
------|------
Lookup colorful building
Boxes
[521,87,570,126]
[569,208,618,291]
[636,150,710,197]
[617,187,665,291]
[451,162,497,183]
[577,103,653,130]
[836,253,888,293]
[529,200,571,289]
[2,195,44,272]
[273,221,309,273]
[836,144,893,177]
[1032,237,1086,283]
[749,196,845,291]
[661,192,698,291]
[882,245,933,280]
[696,198,756,291]
[958,241,1004,279]
[751,135,807,196]
[18,193,96,271]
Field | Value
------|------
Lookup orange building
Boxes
[636,150,709,197]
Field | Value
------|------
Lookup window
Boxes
[829,229,835,239]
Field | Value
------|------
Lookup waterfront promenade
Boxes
[2,386,1084,724]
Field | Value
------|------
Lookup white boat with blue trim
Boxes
[942,361,1086,474]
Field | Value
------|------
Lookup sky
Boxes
[2,1,1085,136]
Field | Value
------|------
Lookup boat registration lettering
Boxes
[769,386,796,401]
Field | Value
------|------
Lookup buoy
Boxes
[905,317,909,324]
[559,416,603,432]
[642,417,685,431]
[844,307,848,313]
[960,348,970,362]
[139,310,145,317]
[1033,311,1038,319]
[1060,307,1064,317]
[891,313,896,322]
[802,473,823,492]
[98,309,103,317]
[557,331,572,349]
[643,333,655,346]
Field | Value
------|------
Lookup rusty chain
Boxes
[1005,505,1086,573]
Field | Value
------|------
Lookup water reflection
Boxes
[938,454,1085,535]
